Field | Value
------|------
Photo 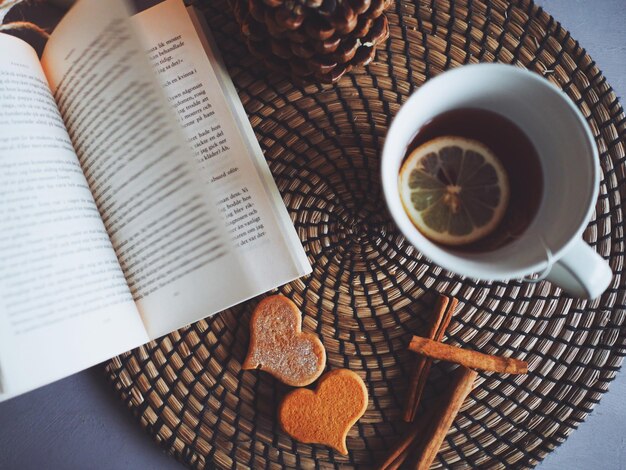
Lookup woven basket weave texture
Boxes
[106,0,626,468]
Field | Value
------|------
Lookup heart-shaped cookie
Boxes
[243,295,326,387]
[278,369,368,455]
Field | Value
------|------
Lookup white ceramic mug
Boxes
[382,63,613,299]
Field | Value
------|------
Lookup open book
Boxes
[0,0,310,402]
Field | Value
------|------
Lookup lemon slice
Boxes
[399,136,510,246]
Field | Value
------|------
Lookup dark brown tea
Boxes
[405,108,543,252]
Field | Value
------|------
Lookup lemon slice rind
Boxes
[399,136,510,246]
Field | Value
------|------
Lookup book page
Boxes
[132,0,311,289]
[0,33,149,401]
[40,0,261,339]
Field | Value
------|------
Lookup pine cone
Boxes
[233,0,391,84]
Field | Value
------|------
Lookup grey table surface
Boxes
[1,1,625,469]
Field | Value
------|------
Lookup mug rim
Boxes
[381,63,600,280]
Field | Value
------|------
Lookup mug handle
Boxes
[544,238,612,299]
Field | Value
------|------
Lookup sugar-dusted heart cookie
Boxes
[243,295,326,387]
[278,369,368,455]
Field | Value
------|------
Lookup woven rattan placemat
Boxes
[105,0,626,468]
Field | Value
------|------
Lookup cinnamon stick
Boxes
[410,297,457,419]
[410,366,478,470]
[403,296,457,422]
[376,416,428,470]
[378,398,442,470]
[408,337,528,375]
[380,365,477,470]
[432,297,457,341]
